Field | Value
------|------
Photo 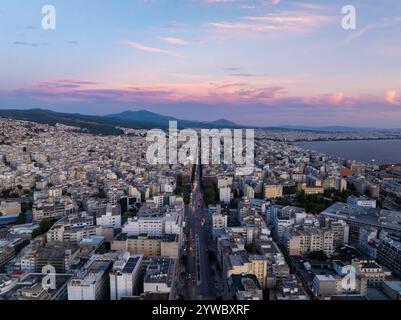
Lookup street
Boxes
[181,160,221,300]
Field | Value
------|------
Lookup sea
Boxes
[294,139,401,165]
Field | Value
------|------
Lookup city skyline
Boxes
[1,0,401,127]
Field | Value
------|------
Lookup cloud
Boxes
[291,2,332,11]
[13,41,45,47]
[164,21,185,28]
[203,0,238,3]
[347,16,401,41]
[206,11,334,34]
[385,90,400,105]
[122,40,185,58]
[204,0,281,10]
[229,73,267,77]
[2,77,399,125]
[224,67,241,71]
[37,79,99,90]
[159,37,191,45]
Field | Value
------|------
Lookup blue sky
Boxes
[1,0,401,127]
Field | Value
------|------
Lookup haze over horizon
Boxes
[1,0,401,127]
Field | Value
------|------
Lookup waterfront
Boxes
[295,139,401,165]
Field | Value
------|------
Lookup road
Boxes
[182,160,219,300]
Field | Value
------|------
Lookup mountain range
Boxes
[0,108,398,135]
[0,108,241,135]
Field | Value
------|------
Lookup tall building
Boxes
[347,196,377,209]
[229,274,263,300]
[219,187,231,204]
[142,257,176,295]
[96,204,122,229]
[351,259,386,287]
[226,253,268,289]
[285,227,334,257]
[264,184,283,199]
[111,234,179,259]
[68,254,115,300]
[122,213,182,238]
[33,242,79,273]
[110,253,143,300]
[377,237,401,277]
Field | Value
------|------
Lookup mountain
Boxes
[0,108,241,135]
[107,110,240,128]
[210,119,238,127]
[0,108,127,135]
[2,108,396,136]
[107,110,177,123]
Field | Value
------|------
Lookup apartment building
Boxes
[264,184,283,199]
[351,259,387,287]
[285,227,334,257]
[110,253,143,300]
[33,242,80,273]
[68,254,116,300]
[96,204,122,229]
[225,253,268,289]
[229,274,263,300]
[377,238,401,277]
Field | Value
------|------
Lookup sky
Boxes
[0,0,401,127]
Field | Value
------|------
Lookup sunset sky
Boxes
[1,0,401,127]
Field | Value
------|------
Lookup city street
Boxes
[182,161,219,300]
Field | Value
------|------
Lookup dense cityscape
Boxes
[1,1,401,315]
[1,117,401,301]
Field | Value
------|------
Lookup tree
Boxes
[208,250,216,261]
[92,190,107,199]
[308,250,328,261]
[245,243,257,254]
[32,219,55,238]
[32,228,42,238]
[15,212,26,225]
[39,219,54,233]
[204,186,216,205]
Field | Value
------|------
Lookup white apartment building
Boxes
[286,228,334,256]
[110,253,143,300]
[96,204,122,229]
[123,217,164,237]
[68,255,114,300]
[347,196,377,209]
[219,187,231,204]
[122,213,182,238]
[212,212,228,230]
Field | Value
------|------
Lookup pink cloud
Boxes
[159,37,191,45]
[3,78,399,114]
[385,89,400,105]
[122,40,186,58]
[206,11,335,35]
[37,79,99,89]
